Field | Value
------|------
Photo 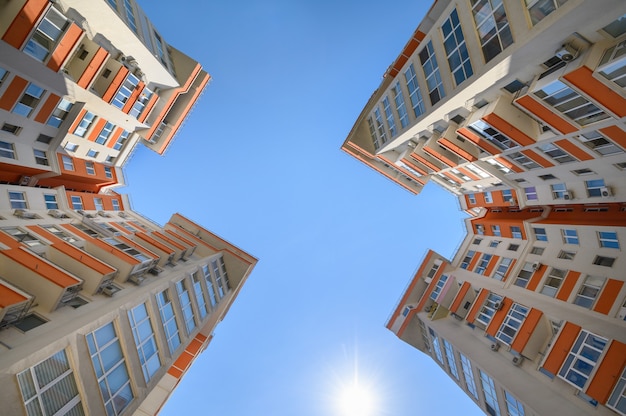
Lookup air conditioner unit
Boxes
[424,306,432,313]
[407,140,418,148]
[512,356,524,366]
[450,312,463,321]
[531,262,542,271]
[128,275,145,285]
[19,176,31,186]
[48,209,66,218]
[555,44,578,62]
[600,187,613,197]
[118,212,128,218]
[509,199,517,206]
[102,285,118,297]
[563,191,573,200]
[97,210,110,217]
[13,209,37,219]
[490,342,500,351]
[493,301,503,311]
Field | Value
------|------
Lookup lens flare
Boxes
[337,381,376,416]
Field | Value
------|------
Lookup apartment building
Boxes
[342,0,626,415]
[0,1,256,415]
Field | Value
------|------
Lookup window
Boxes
[539,174,557,180]
[202,265,219,306]
[607,366,626,415]
[550,183,567,199]
[514,262,535,288]
[17,349,84,416]
[489,240,500,248]
[382,97,397,138]
[508,244,519,251]
[104,166,113,179]
[404,64,425,117]
[477,293,502,327]
[530,246,544,255]
[476,224,485,235]
[442,339,459,380]
[603,14,626,38]
[1,123,22,135]
[538,142,576,163]
[87,149,99,158]
[479,370,501,416]
[13,83,45,117]
[87,322,134,415]
[475,254,492,275]
[574,275,606,308]
[557,250,576,260]
[367,117,379,150]
[495,303,529,345]
[507,152,541,170]
[471,0,513,63]
[493,258,512,281]
[540,268,566,297]
[534,81,609,126]
[153,31,168,66]
[2,227,43,246]
[429,328,444,364]
[70,196,83,210]
[47,98,73,127]
[212,257,230,295]
[61,155,74,170]
[578,131,624,156]
[85,161,95,175]
[0,67,7,86]
[561,229,579,244]
[461,250,476,269]
[533,228,547,242]
[23,7,68,62]
[127,303,161,383]
[64,142,78,152]
[391,82,409,129]
[504,390,525,416]
[191,272,209,319]
[460,354,478,399]
[584,179,607,197]
[469,120,517,151]
[111,199,120,211]
[442,9,473,85]
[175,279,196,335]
[598,41,626,91]
[473,238,482,245]
[9,191,27,209]
[44,194,58,209]
[33,149,48,166]
[482,191,492,203]
[96,122,115,145]
[94,198,104,211]
[430,274,449,301]
[572,168,595,176]
[419,40,445,105]
[113,130,130,151]
[468,193,477,204]
[123,0,138,33]
[558,330,607,389]
[42,225,76,243]
[74,111,95,137]
[156,290,181,353]
[490,225,501,237]
[525,0,568,25]
[112,74,140,109]
[510,226,522,239]
[598,231,620,249]
[0,141,16,159]
[501,189,513,202]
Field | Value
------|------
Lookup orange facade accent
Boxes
[69,109,87,134]
[484,255,500,277]
[438,137,478,162]
[520,148,554,168]
[486,297,512,337]
[553,139,594,161]
[449,281,472,313]
[542,321,581,375]
[466,289,488,324]
[387,30,425,77]
[138,93,159,123]
[482,113,535,146]
[33,93,60,124]
[2,0,48,49]
[510,308,543,353]
[457,127,501,155]
[415,268,446,312]
[600,125,626,149]
[556,270,581,302]
[77,47,110,89]
[585,340,626,404]
[410,153,441,172]
[1,248,79,288]
[106,127,124,149]
[0,283,28,307]
[87,118,107,142]
[495,156,524,173]
[515,95,578,134]
[593,279,624,315]
[401,158,428,176]
[122,81,144,113]
[135,232,175,255]
[102,66,129,103]
[564,66,626,118]
[46,22,83,72]
[423,146,456,167]
[0,76,28,111]
[526,264,548,292]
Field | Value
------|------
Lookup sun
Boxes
[337,380,377,416]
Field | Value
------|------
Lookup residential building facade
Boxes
[342,0,626,415]
[0,1,256,415]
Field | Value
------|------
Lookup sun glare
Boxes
[337,381,377,416]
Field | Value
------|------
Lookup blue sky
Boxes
[123,1,483,414]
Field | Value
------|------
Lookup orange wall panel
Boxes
[511,308,543,353]
[553,139,594,161]
[495,156,524,173]
[600,125,626,149]
[556,270,580,302]
[68,109,87,134]
[77,47,110,89]
[484,255,500,277]
[438,138,478,162]
[542,321,581,375]
[87,118,107,142]
[593,279,624,315]
[482,113,535,146]
[486,298,512,337]
[2,0,48,49]
[521,149,554,168]
[106,128,124,149]
[515,95,577,134]
[526,264,547,292]
[102,66,129,103]
[122,81,144,113]
[0,283,28,307]
[466,289,489,324]
[564,66,626,118]
[46,23,83,72]
[0,76,28,111]
[449,281,472,313]
[586,340,626,404]
[33,93,60,124]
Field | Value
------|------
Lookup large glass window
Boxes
[477,293,503,327]
[460,353,478,399]
[191,271,209,319]
[13,83,45,118]
[382,97,397,138]
[128,303,161,383]
[9,191,27,209]
[47,98,73,128]
[123,0,138,33]
[430,274,449,301]
[469,120,518,151]
[558,330,607,389]
[525,0,568,25]
[507,152,541,170]
[23,7,68,62]
[156,290,181,353]
[533,227,547,242]
[493,258,512,281]
[577,130,624,156]
[367,117,381,150]
[585,179,606,197]
[504,390,525,416]
[573,276,605,309]
[86,322,134,415]
[175,279,196,335]
[474,254,492,275]
[96,122,115,145]
[419,40,445,105]
[203,264,219,307]
[495,303,529,345]
[480,370,501,416]
[113,130,130,151]
[17,350,84,416]
[0,141,16,159]
[391,82,409,128]
[598,39,626,90]
[598,231,620,249]
[442,9,473,85]
[429,328,444,364]
[561,229,579,244]
[373,107,387,148]
[514,262,535,288]
[471,0,513,63]
[534,81,610,126]
[540,268,566,297]
[608,366,626,415]
[112,74,140,110]
[74,111,96,137]
[537,142,576,163]
[442,339,459,380]
[404,64,425,117]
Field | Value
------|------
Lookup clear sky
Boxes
[123,1,483,415]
